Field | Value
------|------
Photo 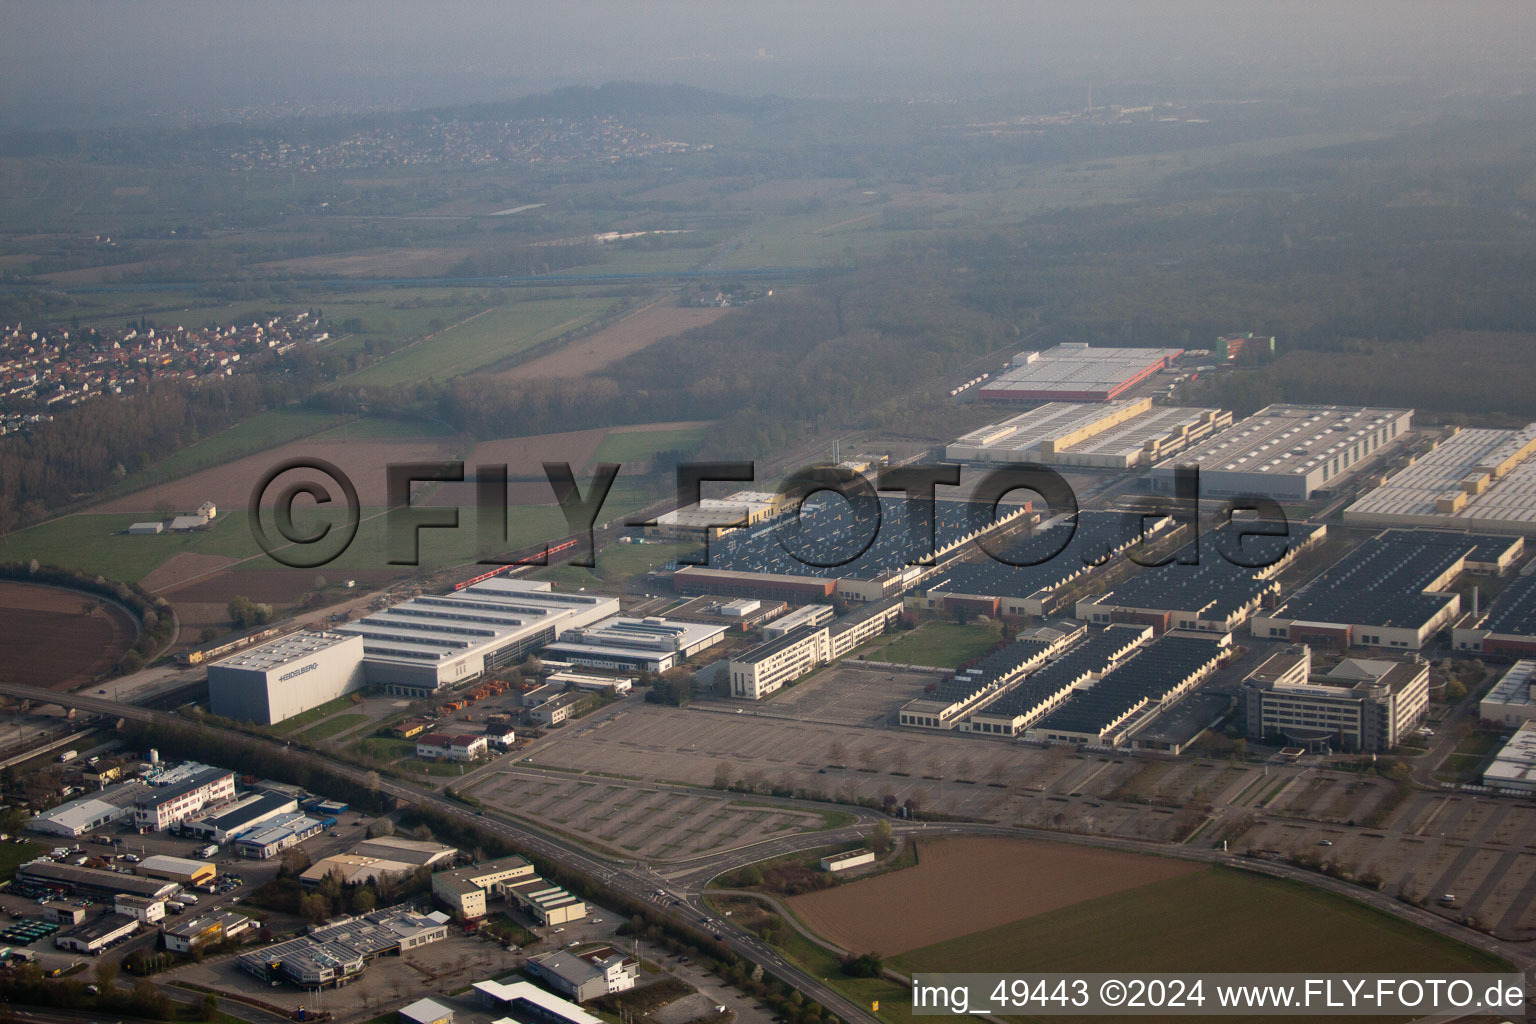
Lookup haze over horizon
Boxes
[3,0,1536,130]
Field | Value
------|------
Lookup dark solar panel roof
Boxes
[1031,634,1225,736]
[930,638,1054,704]
[920,510,1157,600]
[1483,572,1536,637]
[707,497,1006,580]
[1092,521,1317,619]
[976,627,1145,718]
[1276,530,1471,629]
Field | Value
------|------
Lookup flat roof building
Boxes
[1025,631,1229,746]
[303,854,419,888]
[1485,720,1536,794]
[645,490,787,540]
[546,670,634,695]
[1346,424,1536,535]
[901,625,1090,731]
[231,812,327,859]
[400,999,455,1024]
[820,850,876,873]
[505,874,586,925]
[431,856,534,920]
[730,626,831,700]
[1076,522,1324,635]
[978,344,1183,403]
[136,854,215,886]
[236,905,448,987]
[1481,661,1536,728]
[1251,530,1478,651]
[17,860,180,901]
[350,836,456,867]
[183,790,299,843]
[475,980,603,1024]
[949,398,1231,469]
[208,631,365,726]
[133,764,236,831]
[337,579,619,697]
[542,616,726,674]
[1454,571,1536,659]
[761,602,835,638]
[1150,404,1413,501]
[675,496,1031,605]
[162,910,252,953]
[528,690,584,727]
[28,782,146,838]
[912,510,1172,620]
[55,912,138,955]
[1242,645,1429,753]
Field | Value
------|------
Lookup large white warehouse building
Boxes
[1149,404,1412,501]
[336,579,619,697]
[207,631,365,726]
[207,579,621,723]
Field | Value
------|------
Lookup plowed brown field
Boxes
[788,837,1200,954]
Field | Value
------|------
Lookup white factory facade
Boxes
[541,616,726,673]
[207,579,619,724]
[947,397,1232,470]
[1149,404,1413,501]
[207,631,365,726]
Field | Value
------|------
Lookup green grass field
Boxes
[338,296,615,387]
[296,713,370,743]
[589,425,710,466]
[1,511,249,582]
[872,620,1003,668]
[100,408,344,502]
[350,736,416,763]
[765,863,1510,1024]
[272,695,360,734]
[5,501,593,583]
[879,867,1509,1024]
[899,867,1508,976]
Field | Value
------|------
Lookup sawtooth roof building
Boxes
[336,579,620,697]
[674,496,1031,604]
[1250,530,1491,651]
[1455,571,1536,659]
[948,397,1231,469]
[1149,404,1413,501]
[1346,424,1536,535]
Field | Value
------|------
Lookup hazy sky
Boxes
[3,1,1534,128]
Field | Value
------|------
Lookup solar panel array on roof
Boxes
[1274,530,1473,629]
[931,638,1055,704]
[707,496,1015,580]
[975,626,1148,720]
[1088,520,1318,620]
[921,510,1164,601]
[1483,573,1536,637]
[1030,634,1225,738]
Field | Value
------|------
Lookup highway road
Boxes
[5,679,1529,1021]
[0,681,883,1024]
